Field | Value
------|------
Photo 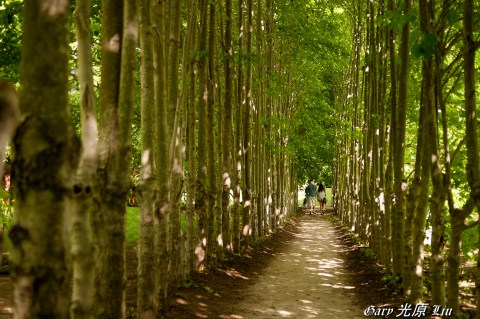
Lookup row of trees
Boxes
[2,0,348,318]
[334,0,479,316]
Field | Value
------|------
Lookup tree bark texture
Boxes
[71,0,98,317]
[462,0,480,315]
[137,0,156,316]
[222,0,234,254]
[11,1,76,318]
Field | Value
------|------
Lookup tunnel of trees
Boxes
[0,0,479,318]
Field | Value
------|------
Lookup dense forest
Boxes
[0,0,479,318]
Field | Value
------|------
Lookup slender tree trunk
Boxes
[101,0,138,316]
[166,0,182,296]
[93,0,125,317]
[255,0,264,238]
[462,0,480,316]
[196,0,209,268]
[185,0,197,274]
[394,0,411,284]
[71,0,98,317]
[222,0,234,254]
[233,0,244,253]
[242,0,253,247]
[137,0,156,316]
[411,1,435,302]
[265,0,273,233]
[10,1,75,317]
[207,0,218,263]
[152,0,169,312]
[429,0,447,306]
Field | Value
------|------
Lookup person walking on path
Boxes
[317,183,326,214]
[305,179,317,215]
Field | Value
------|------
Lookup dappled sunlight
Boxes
[105,33,120,53]
[0,304,12,316]
[0,278,13,318]
[41,0,68,16]
[175,297,189,305]
[219,268,250,280]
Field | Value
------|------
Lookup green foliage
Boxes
[0,189,12,221]
[412,33,438,59]
[382,271,403,291]
[386,6,417,36]
[0,0,22,83]
[203,285,221,297]
[0,187,13,251]
[461,218,479,261]
[272,0,350,185]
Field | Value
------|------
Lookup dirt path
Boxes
[226,212,365,318]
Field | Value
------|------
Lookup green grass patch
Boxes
[125,207,189,244]
[126,207,140,244]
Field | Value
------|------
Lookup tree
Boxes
[71,0,98,317]
[10,0,77,317]
[196,0,209,268]
[222,0,234,255]
[93,0,138,317]
[137,0,156,316]
[462,0,480,315]
[242,0,253,246]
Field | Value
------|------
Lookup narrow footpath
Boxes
[165,207,403,319]
[228,210,365,318]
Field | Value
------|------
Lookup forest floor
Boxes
[0,206,476,318]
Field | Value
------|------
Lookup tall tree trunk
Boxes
[394,0,410,284]
[255,0,264,238]
[233,0,244,253]
[137,0,156,316]
[222,0,234,254]
[207,0,218,263]
[382,0,397,269]
[242,0,253,247]
[153,0,170,317]
[429,0,447,306]
[71,0,97,317]
[152,0,169,312]
[185,0,197,274]
[95,1,138,319]
[10,1,75,317]
[265,0,274,233]
[196,0,209,268]
[411,1,436,303]
[93,0,125,317]
[166,0,182,297]
[462,0,480,316]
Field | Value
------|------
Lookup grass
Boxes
[126,207,189,245]
[126,207,140,244]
